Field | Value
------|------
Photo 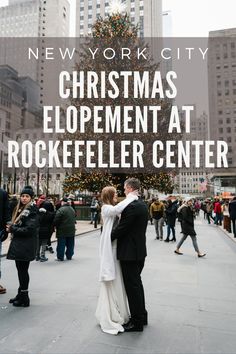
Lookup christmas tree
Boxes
[63,4,178,195]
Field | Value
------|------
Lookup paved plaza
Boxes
[1,214,236,354]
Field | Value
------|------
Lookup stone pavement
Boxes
[1,213,236,354]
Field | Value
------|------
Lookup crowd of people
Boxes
[148,195,236,241]
[0,181,236,336]
[0,186,77,307]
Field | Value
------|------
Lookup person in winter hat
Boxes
[6,186,38,307]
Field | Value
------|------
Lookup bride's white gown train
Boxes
[95,241,130,335]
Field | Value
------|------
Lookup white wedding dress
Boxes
[95,196,137,335]
[95,240,130,335]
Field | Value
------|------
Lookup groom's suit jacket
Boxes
[111,198,148,261]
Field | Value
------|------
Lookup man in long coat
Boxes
[111,178,149,332]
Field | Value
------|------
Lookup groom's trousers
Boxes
[120,259,147,327]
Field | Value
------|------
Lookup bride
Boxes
[95,186,138,335]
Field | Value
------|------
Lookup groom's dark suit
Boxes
[111,198,148,329]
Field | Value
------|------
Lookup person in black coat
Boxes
[0,188,11,294]
[174,198,206,257]
[36,201,55,262]
[229,196,236,238]
[111,178,148,332]
[165,199,178,242]
[6,186,38,307]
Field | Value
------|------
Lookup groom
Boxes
[111,178,149,332]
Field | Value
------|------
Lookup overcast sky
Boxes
[1,0,236,37]
[163,0,236,37]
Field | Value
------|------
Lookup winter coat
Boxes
[99,195,137,281]
[165,201,178,227]
[54,204,76,238]
[206,202,213,213]
[38,201,55,240]
[111,198,148,261]
[229,199,236,220]
[7,203,39,261]
[0,188,10,231]
[150,201,164,220]
[214,202,222,214]
[180,205,196,236]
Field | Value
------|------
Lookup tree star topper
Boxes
[108,0,127,15]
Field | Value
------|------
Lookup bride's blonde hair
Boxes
[101,186,116,205]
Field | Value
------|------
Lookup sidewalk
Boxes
[219,224,236,243]
[1,214,236,354]
[1,220,99,257]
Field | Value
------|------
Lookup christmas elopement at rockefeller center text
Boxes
[8,67,228,170]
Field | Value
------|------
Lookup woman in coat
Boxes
[6,186,38,307]
[174,198,206,257]
[95,186,138,335]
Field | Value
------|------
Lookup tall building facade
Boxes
[208,28,236,194]
[0,0,71,105]
[0,0,70,37]
[176,109,209,196]
[0,64,42,190]
[76,0,162,37]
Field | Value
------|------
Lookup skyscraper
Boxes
[76,0,162,38]
[208,28,236,193]
[0,0,70,37]
[0,0,71,105]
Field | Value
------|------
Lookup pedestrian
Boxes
[222,200,231,233]
[206,199,214,224]
[45,197,56,253]
[93,197,101,229]
[6,186,38,307]
[36,194,46,208]
[174,198,206,257]
[0,188,11,295]
[36,200,55,262]
[111,178,149,332]
[177,200,186,233]
[149,197,164,240]
[214,198,222,225]
[90,197,98,224]
[95,186,138,335]
[53,197,76,261]
[229,196,236,238]
[148,198,155,225]
[68,193,76,211]
[165,198,178,242]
